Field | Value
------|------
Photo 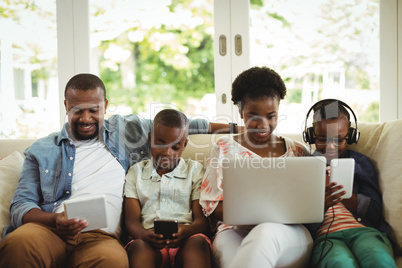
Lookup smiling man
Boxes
[0,73,231,268]
[65,90,106,140]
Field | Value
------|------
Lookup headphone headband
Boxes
[303,99,359,145]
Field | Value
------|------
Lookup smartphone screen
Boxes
[154,219,178,239]
[329,158,355,199]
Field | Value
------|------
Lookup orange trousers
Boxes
[0,222,128,268]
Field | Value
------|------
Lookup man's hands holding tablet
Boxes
[56,194,108,240]
[55,212,88,240]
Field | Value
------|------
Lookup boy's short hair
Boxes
[312,99,350,124]
[231,66,286,108]
[153,109,189,131]
[65,73,106,100]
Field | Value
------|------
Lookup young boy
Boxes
[124,109,211,268]
[307,99,396,267]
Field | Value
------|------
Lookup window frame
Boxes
[56,0,401,129]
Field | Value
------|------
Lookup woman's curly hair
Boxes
[231,66,286,108]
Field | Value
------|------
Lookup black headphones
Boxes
[303,99,360,145]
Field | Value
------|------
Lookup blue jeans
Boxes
[312,227,396,268]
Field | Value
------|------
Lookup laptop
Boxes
[222,156,326,225]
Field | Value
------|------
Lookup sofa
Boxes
[1,120,402,266]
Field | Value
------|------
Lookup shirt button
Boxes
[45,169,49,173]
[357,218,362,222]
[69,157,73,160]
[54,202,57,205]
[66,191,70,194]
[68,173,72,176]
[140,151,144,154]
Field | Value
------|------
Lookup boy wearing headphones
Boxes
[304,99,396,267]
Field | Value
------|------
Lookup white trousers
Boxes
[212,223,313,268]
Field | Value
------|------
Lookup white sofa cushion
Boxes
[0,151,24,239]
[373,120,402,253]
[348,120,402,254]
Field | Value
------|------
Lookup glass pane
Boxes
[89,0,215,119]
[250,0,379,133]
[0,0,59,138]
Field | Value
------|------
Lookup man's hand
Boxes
[55,212,88,240]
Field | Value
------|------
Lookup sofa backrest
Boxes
[0,139,36,159]
[1,120,402,253]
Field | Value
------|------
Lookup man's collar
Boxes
[57,123,70,145]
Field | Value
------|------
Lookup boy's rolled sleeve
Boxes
[124,164,141,199]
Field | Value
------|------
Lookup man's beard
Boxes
[72,122,99,140]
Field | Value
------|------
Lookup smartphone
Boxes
[329,158,355,199]
[154,219,178,239]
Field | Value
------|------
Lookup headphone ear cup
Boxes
[303,127,315,144]
[347,127,359,144]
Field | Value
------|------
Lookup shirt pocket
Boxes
[39,167,62,204]
[173,189,191,212]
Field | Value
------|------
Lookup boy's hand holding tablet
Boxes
[329,158,355,199]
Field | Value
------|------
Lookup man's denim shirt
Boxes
[4,114,208,237]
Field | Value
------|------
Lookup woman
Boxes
[200,66,313,268]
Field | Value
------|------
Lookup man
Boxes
[0,73,239,267]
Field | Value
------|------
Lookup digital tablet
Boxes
[330,158,355,199]
[63,194,108,232]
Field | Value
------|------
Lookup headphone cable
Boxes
[316,205,335,266]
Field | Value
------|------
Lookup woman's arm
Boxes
[199,141,226,218]
[211,201,223,222]
[208,123,245,134]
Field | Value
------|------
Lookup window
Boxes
[0,0,59,138]
[248,0,380,133]
[89,0,215,120]
[1,0,400,139]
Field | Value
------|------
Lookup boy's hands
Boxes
[147,225,189,249]
[325,182,345,212]
[55,212,88,240]
[141,228,166,249]
[165,224,189,248]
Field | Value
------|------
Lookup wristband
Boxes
[229,123,237,134]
